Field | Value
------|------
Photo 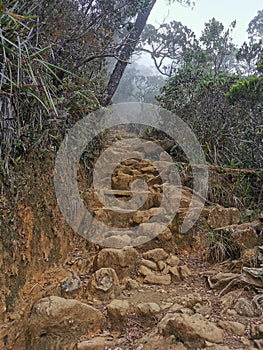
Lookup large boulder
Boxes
[26,296,105,348]
[93,246,139,279]
[159,312,224,348]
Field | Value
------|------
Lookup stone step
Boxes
[91,207,165,227]
[98,189,150,197]
[93,188,163,211]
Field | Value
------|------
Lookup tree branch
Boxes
[101,0,157,106]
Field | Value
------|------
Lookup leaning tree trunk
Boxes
[101,0,157,106]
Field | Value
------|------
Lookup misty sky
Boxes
[149,0,262,45]
[137,0,262,70]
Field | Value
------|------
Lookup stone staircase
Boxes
[83,136,199,251]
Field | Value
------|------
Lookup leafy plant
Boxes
[1,1,57,111]
[0,0,101,178]
[226,76,263,104]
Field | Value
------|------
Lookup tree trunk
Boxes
[101,0,157,106]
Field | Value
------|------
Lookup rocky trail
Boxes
[0,129,263,350]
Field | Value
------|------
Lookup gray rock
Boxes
[61,270,81,293]
[234,297,256,317]
[107,299,130,330]
[27,296,105,348]
[159,313,224,348]
[135,302,161,316]
[93,246,139,279]
[144,273,171,285]
[142,248,169,262]
[87,268,121,301]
